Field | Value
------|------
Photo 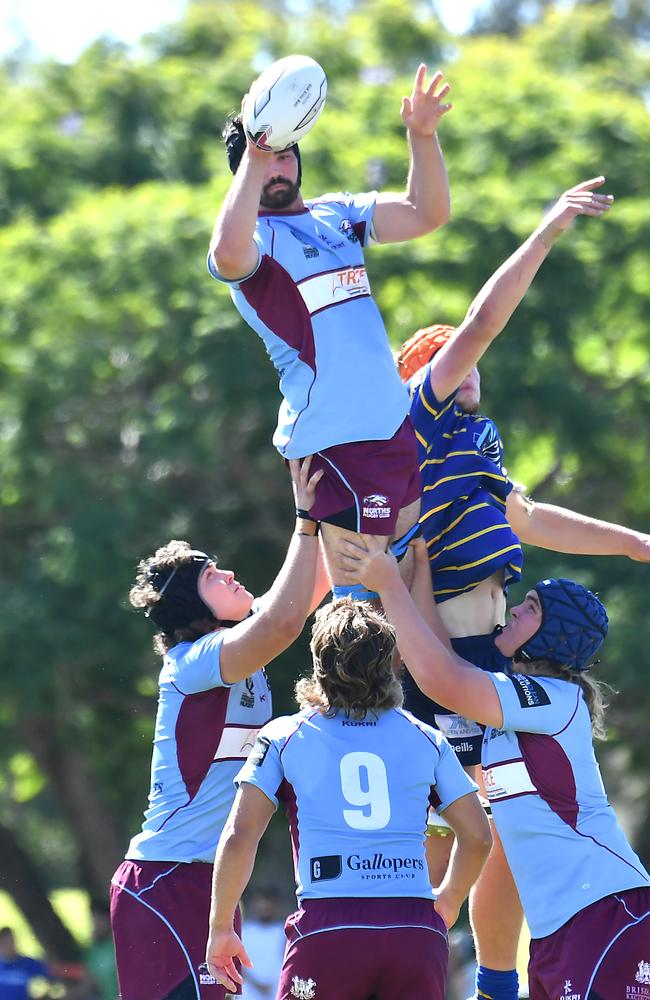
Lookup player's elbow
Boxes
[464,805,493,859]
[266,606,307,647]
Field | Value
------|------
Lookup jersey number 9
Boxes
[340,752,391,830]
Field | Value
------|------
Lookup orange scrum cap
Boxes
[397,324,456,383]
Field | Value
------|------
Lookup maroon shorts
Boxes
[277,897,448,1000]
[307,417,421,536]
[110,859,242,1000]
[527,886,650,999]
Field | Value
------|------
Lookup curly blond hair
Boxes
[296,599,403,720]
[129,540,217,656]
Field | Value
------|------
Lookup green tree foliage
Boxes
[0,0,649,949]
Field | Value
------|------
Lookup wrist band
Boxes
[296,508,316,521]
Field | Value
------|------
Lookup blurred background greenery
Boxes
[0,0,648,972]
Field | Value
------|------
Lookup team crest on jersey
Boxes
[362,494,391,519]
[636,961,650,985]
[240,676,255,708]
[339,219,359,243]
[290,976,317,998]
[198,963,217,985]
[473,420,501,464]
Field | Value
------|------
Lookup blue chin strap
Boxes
[516,578,608,671]
[332,583,380,602]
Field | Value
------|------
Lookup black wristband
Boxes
[296,508,316,522]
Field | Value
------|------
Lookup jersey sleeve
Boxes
[344,191,378,245]
[432,734,479,813]
[488,672,579,734]
[408,365,456,438]
[169,630,230,694]
[235,719,287,809]
[206,230,264,287]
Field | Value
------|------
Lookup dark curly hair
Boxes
[129,540,220,656]
[296,599,403,720]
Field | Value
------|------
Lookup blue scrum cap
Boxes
[516,578,608,671]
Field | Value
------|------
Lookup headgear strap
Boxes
[223,116,302,187]
[146,550,215,634]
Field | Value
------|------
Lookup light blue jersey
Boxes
[127,629,271,864]
[237,707,476,900]
[483,672,649,938]
[208,193,410,459]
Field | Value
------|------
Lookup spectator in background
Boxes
[0,927,51,1000]
[240,887,286,1000]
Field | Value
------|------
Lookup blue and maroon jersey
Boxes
[236,706,476,901]
[408,365,522,603]
[483,672,649,938]
[208,192,410,459]
[126,629,272,864]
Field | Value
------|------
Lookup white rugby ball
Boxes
[243,55,327,152]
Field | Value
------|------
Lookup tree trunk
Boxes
[25,717,124,901]
[0,821,81,961]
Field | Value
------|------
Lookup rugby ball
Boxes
[243,55,327,152]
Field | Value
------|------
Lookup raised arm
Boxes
[372,65,452,243]
[210,138,268,280]
[206,784,275,993]
[340,537,504,727]
[507,489,650,562]
[219,458,323,683]
[429,177,614,401]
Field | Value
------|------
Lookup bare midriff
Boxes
[436,569,507,639]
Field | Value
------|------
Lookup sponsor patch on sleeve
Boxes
[249,735,271,767]
[508,674,551,709]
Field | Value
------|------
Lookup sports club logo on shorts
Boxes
[362,494,391,519]
[198,963,217,985]
[559,979,581,1000]
[636,960,650,985]
[290,975,317,999]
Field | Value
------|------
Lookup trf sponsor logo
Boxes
[331,266,369,299]
[290,976,317,999]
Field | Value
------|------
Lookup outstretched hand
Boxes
[339,535,401,592]
[401,65,452,136]
[539,177,614,239]
[289,455,324,513]
[205,927,252,994]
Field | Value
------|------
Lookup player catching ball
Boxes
[209,62,452,600]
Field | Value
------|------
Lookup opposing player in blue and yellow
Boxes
[205,600,491,1000]
[397,177,650,1000]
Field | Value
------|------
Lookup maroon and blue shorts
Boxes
[110,859,242,1000]
[528,886,650,999]
[277,896,448,1000]
[306,417,421,536]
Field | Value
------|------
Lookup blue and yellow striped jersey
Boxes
[408,365,522,603]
